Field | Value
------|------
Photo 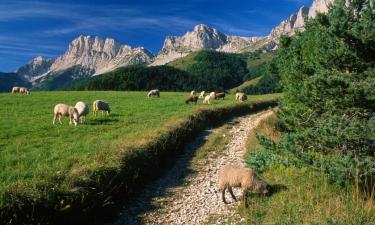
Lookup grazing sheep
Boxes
[199,91,205,99]
[239,93,247,102]
[185,95,198,104]
[53,104,79,126]
[218,165,270,208]
[93,100,110,117]
[11,86,20,94]
[147,89,160,98]
[74,101,89,123]
[215,92,225,100]
[235,92,241,101]
[203,94,214,104]
[190,90,196,96]
[19,87,30,95]
[236,92,247,102]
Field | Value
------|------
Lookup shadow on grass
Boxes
[107,129,212,225]
[269,184,288,195]
[87,118,119,125]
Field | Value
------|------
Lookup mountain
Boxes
[150,24,266,66]
[10,0,337,90]
[152,0,337,65]
[50,35,154,75]
[15,35,154,88]
[16,56,54,82]
[269,0,335,41]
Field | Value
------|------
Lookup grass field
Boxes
[0,91,280,223]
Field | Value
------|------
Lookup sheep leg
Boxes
[222,187,228,204]
[243,191,249,208]
[53,114,56,125]
[58,115,62,124]
[228,187,237,201]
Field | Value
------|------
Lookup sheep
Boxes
[147,89,160,98]
[11,86,20,94]
[209,92,216,98]
[215,92,225,100]
[185,95,198,104]
[199,91,205,99]
[239,93,247,102]
[19,87,30,95]
[93,100,110,117]
[203,94,214,104]
[53,104,79,126]
[236,92,247,102]
[190,90,196,96]
[74,101,89,123]
[235,92,241,101]
[218,164,270,208]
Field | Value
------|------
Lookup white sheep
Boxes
[74,101,89,123]
[11,86,20,94]
[209,92,216,98]
[190,90,196,96]
[218,165,270,208]
[236,92,247,102]
[203,94,214,104]
[199,91,205,99]
[53,104,79,126]
[235,92,241,101]
[147,89,160,98]
[93,100,110,117]
[19,87,30,95]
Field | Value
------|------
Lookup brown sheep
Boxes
[215,92,225,100]
[218,165,270,208]
[185,95,198,104]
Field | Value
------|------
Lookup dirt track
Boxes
[109,110,273,225]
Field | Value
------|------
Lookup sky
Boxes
[0,0,312,72]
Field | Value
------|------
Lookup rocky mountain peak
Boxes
[270,0,336,40]
[50,35,153,75]
[309,0,336,18]
[16,56,55,81]
[151,24,266,66]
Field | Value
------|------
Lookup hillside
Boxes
[0,72,30,92]
[228,76,262,94]
[75,50,248,92]
[32,66,94,91]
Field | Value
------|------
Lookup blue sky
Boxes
[0,0,312,72]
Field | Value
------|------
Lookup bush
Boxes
[267,0,374,186]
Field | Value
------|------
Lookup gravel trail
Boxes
[110,110,273,225]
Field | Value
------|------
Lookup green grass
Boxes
[0,91,280,223]
[166,51,201,71]
[241,113,375,224]
[228,76,262,94]
[243,52,273,69]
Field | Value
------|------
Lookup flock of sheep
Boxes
[146,89,248,105]
[52,100,110,126]
[11,86,30,95]
[11,86,269,207]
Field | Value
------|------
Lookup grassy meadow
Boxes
[241,113,375,224]
[0,91,280,222]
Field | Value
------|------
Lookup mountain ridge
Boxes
[12,0,337,89]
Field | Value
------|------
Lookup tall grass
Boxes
[0,91,279,224]
[242,113,375,224]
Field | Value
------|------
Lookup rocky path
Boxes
[109,110,273,225]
